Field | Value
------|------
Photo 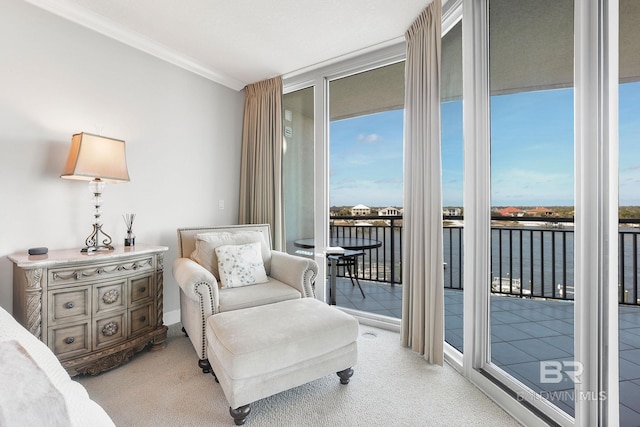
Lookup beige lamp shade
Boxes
[61,132,130,182]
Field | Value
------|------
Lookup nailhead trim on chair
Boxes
[194,281,215,360]
[303,264,318,297]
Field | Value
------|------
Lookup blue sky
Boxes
[619,81,640,205]
[330,109,404,207]
[490,89,574,206]
[330,81,640,208]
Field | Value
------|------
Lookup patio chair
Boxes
[332,250,366,298]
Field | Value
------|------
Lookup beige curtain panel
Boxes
[401,0,444,366]
[238,76,285,250]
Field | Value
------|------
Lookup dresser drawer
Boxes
[129,274,153,305]
[94,313,127,350]
[49,286,90,324]
[129,303,153,337]
[48,256,155,287]
[49,322,91,359]
[94,280,126,315]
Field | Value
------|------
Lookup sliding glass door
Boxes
[464,0,622,424]
[487,0,576,417]
[327,62,404,317]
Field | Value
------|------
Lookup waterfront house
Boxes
[379,206,401,216]
[350,204,371,216]
[526,206,555,216]
[496,206,524,217]
[443,207,462,216]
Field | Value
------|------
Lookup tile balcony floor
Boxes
[330,277,640,427]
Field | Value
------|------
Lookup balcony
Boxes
[326,215,640,425]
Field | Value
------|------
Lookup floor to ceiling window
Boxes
[487,0,576,418]
[464,0,624,424]
[618,1,640,425]
[284,0,627,423]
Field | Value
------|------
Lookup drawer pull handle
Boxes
[138,286,146,293]
[140,316,146,322]
[64,302,75,309]
[102,321,119,337]
[102,289,120,304]
[64,337,75,344]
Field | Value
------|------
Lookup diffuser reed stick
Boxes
[123,213,136,246]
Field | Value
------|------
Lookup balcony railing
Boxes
[330,215,403,284]
[329,214,640,306]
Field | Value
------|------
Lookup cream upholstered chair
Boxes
[172,224,318,373]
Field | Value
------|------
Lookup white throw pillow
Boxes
[215,242,269,288]
[190,231,270,281]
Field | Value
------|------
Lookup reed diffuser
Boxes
[123,213,136,246]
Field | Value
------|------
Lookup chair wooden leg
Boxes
[198,358,211,374]
[337,367,354,384]
[230,404,251,425]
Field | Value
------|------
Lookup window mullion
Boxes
[573,0,619,424]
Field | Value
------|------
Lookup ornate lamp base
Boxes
[82,223,114,253]
[81,179,114,253]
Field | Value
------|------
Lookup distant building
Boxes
[497,206,524,217]
[379,206,401,216]
[350,204,371,216]
[443,207,462,216]
[526,206,554,217]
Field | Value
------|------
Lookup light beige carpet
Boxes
[77,323,521,426]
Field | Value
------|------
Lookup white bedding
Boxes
[0,306,115,427]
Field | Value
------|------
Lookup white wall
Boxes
[0,0,245,320]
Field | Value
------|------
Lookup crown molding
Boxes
[23,0,247,91]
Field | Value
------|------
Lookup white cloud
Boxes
[357,133,381,144]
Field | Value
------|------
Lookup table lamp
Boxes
[61,132,130,253]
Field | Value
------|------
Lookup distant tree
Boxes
[620,206,640,219]
[551,206,574,218]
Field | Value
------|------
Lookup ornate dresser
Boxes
[8,244,168,376]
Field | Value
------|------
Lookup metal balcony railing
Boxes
[329,214,640,306]
[330,215,403,285]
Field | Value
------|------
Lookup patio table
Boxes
[294,237,382,304]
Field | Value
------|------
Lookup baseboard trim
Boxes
[163,309,180,326]
[338,307,401,333]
